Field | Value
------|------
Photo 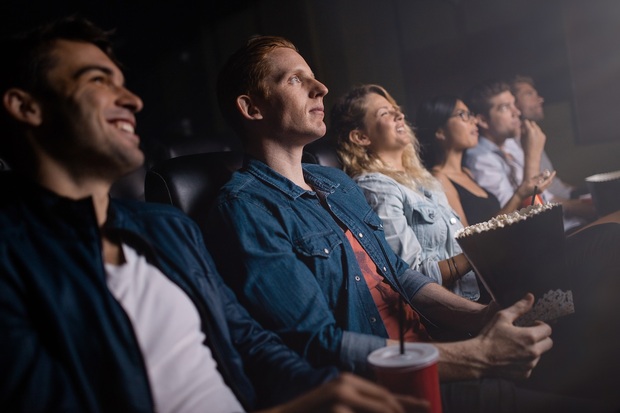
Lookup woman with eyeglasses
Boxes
[332,86,620,404]
[332,84,486,303]
[415,95,553,226]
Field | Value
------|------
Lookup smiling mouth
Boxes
[396,126,405,133]
[112,120,135,134]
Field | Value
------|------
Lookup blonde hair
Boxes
[331,84,437,191]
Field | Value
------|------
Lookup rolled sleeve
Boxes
[399,268,436,302]
[340,331,387,373]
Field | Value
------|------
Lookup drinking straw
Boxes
[531,186,538,206]
[399,297,405,355]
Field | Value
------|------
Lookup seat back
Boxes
[302,140,342,169]
[144,151,243,230]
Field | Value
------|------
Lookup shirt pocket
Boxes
[411,204,445,249]
[293,230,343,259]
[412,205,438,225]
[293,230,344,301]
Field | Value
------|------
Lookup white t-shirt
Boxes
[105,244,245,413]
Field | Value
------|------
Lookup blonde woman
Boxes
[332,84,485,302]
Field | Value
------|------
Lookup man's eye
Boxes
[91,76,106,84]
[290,75,301,84]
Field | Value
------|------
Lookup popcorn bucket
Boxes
[455,204,573,325]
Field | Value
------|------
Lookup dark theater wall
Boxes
[2,0,619,186]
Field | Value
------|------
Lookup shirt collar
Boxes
[478,136,504,153]
[244,157,340,199]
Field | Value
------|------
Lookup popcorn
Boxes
[455,202,573,323]
[455,203,558,238]
[515,289,575,326]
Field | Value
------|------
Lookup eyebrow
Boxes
[73,65,124,84]
[273,67,315,83]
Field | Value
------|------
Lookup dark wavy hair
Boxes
[415,95,459,169]
[0,15,116,169]
[463,80,510,119]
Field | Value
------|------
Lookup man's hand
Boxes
[559,198,597,220]
[520,120,548,183]
[475,293,553,380]
[263,373,430,413]
[520,120,546,157]
[516,169,556,200]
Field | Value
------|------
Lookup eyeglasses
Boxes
[450,110,476,122]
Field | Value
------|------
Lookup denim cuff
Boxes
[340,331,386,377]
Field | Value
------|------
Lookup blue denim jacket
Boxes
[206,159,434,375]
[0,175,335,412]
[354,173,480,301]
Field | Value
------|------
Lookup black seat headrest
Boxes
[302,139,342,169]
[144,151,244,230]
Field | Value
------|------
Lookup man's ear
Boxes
[236,95,263,120]
[349,129,371,146]
[475,114,488,130]
[3,88,43,126]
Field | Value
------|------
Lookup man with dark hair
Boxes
[0,16,429,413]
[509,75,596,229]
[206,36,614,412]
[463,80,554,210]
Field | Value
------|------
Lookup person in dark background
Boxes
[509,75,596,229]
[415,94,553,226]
[462,81,552,214]
[332,84,484,302]
[0,16,431,413]
[206,34,616,412]
[414,91,620,407]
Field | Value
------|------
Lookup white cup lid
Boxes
[586,170,620,183]
[368,343,438,369]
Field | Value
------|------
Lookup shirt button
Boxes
[355,276,361,281]
[323,248,330,254]
[383,266,387,272]
[370,317,377,323]
[429,212,435,219]
[450,217,457,224]
[358,233,364,238]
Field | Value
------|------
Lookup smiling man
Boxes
[0,17,435,413]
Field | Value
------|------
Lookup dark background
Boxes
[2,0,619,187]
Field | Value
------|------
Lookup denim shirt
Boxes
[206,159,434,375]
[0,175,335,412]
[354,173,480,301]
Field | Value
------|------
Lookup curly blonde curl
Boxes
[331,84,438,192]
